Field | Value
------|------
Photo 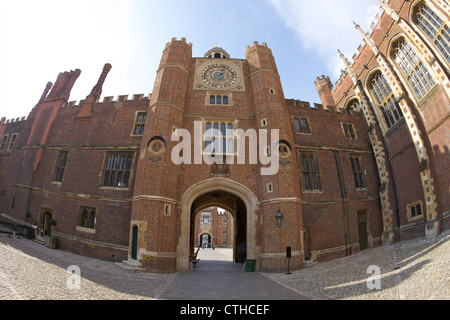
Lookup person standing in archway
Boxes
[239,242,246,264]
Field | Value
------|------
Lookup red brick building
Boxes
[0,0,448,273]
[193,207,234,249]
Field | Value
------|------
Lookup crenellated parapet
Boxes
[0,116,27,126]
[285,99,360,116]
[64,93,151,109]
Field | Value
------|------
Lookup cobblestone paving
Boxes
[264,229,450,300]
[0,229,449,300]
[0,234,175,300]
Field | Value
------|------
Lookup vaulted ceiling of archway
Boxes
[192,190,244,218]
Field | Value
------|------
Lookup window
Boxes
[7,134,18,151]
[407,201,423,220]
[350,155,368,189]
[209,95,229,105]
[346,99,360,112]
[133,112,147,135]
[164,204,171,216]
[53,151,69,182]
[299,152,322,191]
[342,123,357,140]
[204,122,235,155]
[77,207,96,230]
[261,118,267,127]
[415,4,450,64]
[370,73,403,129]
[393,40,435,100]
[294,117,311,134]
[0,135,8,151]
[201,212,211,224]
[103,152,133,188]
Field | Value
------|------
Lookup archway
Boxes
[177,178,259,272]
[191,191,247,264]
[199,233,212,247]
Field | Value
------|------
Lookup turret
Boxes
[315,75,336,109]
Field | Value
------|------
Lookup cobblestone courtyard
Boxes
[0,229,449,300]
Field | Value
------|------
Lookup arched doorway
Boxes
[40,211,53,237]
[199,233,211,247]
[191,191,247,263]
[177,178,258,272]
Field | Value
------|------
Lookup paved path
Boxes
[157,248,309,300]
[0,229,449,300]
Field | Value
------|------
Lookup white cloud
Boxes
[269,0,382,80]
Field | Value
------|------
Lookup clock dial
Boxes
[201,64,237,88]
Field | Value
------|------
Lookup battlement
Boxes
[1,116,27,126]
[165,37,193,49]
[285,99,358,116]
[64,93,151,108]
[246,41,269,50]
[314,75,333,85]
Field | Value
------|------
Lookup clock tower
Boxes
[129,39,303,273]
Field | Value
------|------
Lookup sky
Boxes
[0,0,382,120]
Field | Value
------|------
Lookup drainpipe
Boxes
[356,80,400,230]
[332,149,351,256]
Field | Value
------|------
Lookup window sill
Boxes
[384,117,405,137]
[76,226,96,234]
[407,214,424,223]
[99,186,131,191]
[302,190,323,194]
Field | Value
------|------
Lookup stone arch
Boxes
[176,177,259,271]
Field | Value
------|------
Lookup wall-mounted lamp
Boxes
[275,208,283,228]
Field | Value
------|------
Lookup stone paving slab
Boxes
[264,229,450,300]
[0,229,448,300]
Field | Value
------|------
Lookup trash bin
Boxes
[244,259,256,272]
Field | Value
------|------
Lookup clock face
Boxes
[201,64,237,88]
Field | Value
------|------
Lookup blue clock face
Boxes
[201,64,237,88]
[213,71,225,80]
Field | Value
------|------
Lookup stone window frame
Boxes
[293,117,311,135]
[298,151,322,192]
[0,134,9,151]
[206,92,233,106]
[341,122,357,140]
[203,120,236,156]
[76,206,97,233]
[407,200,424,221]
[7,133,18,151]
[164,204,171,217]
[52,150,70,183]
[411,1,450,68]
[388,36,437,104]
[101,151,135,190]
[366,71,404,132]
[349,154,368,190]
[131,111,147,136]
